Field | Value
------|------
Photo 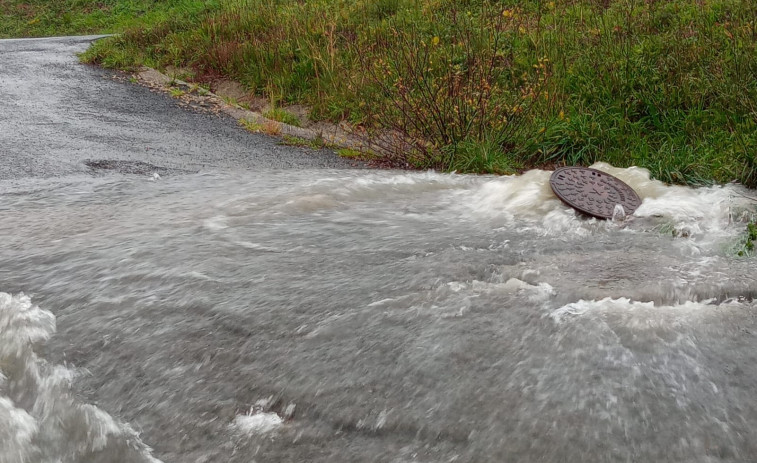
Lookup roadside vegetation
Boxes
[0,0,212,38]
[736,221,757,256]
[6,0,757,187]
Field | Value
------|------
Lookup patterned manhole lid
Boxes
[549,167,641,219]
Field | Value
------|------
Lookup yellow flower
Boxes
[547,1,555,9]
[519,26,526,34]
[559,110,565,120]
[432,36,440,46]
[502,9,513,18]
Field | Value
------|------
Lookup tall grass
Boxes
[77,0,757,185]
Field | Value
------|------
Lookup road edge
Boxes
[133,67,377,158]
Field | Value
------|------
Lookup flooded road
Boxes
[2,38,757,463]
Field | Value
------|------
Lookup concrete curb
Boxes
[136,67,374,155]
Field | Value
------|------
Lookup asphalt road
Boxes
[0,36,354,181]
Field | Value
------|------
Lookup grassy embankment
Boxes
[0,0,212,38]
[4,0,757,187]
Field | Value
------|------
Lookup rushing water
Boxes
[1,163,756,462]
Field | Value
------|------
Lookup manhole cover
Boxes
[549,167,641,219]
[85,160,168,175]
[84,160,196,176]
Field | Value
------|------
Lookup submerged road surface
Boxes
[2,37,757,463]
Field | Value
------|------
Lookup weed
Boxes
[337,148,363,159]
[447,137,519,175]
[263,108,301,127]
[281,135,310,147]
[239,118,262,132]
[169,87,185,98]
[336,148,378,160]
[219,95,238,106]
[175,71,196,82]
[240,117,280,135]
[261,120,282,135]
[281,135,325,149]
[737,222,757,257]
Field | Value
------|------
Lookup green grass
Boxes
[336,148,364,159]
[0,0,215,38]
[168,87,185,98]
[7,0,757,186]
[263,108,301,127]
[737,222,757,256]
[280,135,327,149]
[238,118,261,132]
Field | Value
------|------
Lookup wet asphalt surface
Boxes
[0,36,354,181]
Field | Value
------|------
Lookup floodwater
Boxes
[2,163,757,462]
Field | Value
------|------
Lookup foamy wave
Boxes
[466,163,753,237]
[363,276,555,320]
[0,293,161,463]
[207,166,754,244]
[230,412,283,435]
[548,297,732,324]
[220,171,473,217]
[0,397,37,463]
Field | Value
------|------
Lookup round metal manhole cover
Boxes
[549,167,641,219]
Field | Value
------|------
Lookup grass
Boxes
[168,87,185,98]
[0,0,214,38]
[337,148,364,159]
[5,0,757,186]
[281,135,327,149]
[737,222,757,256]
[263,108,301,127]
[239,117,280,135]
[187,83,211,95]
[238,118,261,132]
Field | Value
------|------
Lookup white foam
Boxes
[548,297,732,324]
[470,169,564,220]
[292,171,471,208]
[231,412,283,435]
[474,278,555,302]
[0,292,162,463]
[463,162,754,239]
[0,397,39,463]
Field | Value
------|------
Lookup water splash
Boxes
[0,293,161,463]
